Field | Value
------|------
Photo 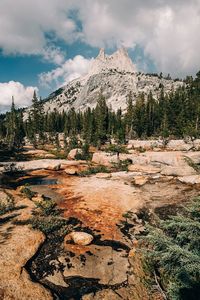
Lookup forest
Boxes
[0,71,200,152]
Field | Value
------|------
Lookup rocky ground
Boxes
[1,143,200,299]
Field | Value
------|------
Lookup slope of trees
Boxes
[1,71,200,150]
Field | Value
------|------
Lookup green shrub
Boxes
[111,159,132,171]
[30,216,67,234]
[20,186,36,199]
[35,196,58,216]
[144,197,200,300]
[75,143,92,161]
[79,165,110,176]
[106,144,128,156]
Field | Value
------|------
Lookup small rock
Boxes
[64,167,77,175]
[66,232,94,246]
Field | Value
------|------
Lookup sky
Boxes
[0,0,200,112]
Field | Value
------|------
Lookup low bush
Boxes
[30,216,68,234]
[78,165,110,176]
[143,197,200,300]
[20,186,36,200]
[111,159,132,171]
[35,195,59,216]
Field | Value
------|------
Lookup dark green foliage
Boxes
[4,97,25,150]
[30,216,67,234]
[78,165,110,176]
[35,195,59,216]
[106,144,128,156]
[75,142,91,160]
[1,71,200,150]
[20,186,36,200]
[144,198,200,300]
[111,159,132,171]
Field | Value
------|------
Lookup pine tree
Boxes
[95,92,109,145]
[5,97,24,150]
[125,92,134,139]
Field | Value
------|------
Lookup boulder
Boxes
[185,152,200,164]
[92,152,118,166]
[128,140,163,150]
[64,167,78,175]
[161,166,196,176]
[65,232,94,246]
[178,175,200,184]
[67,148,82,160]
[166,140,193,151]
[145,152,183,166]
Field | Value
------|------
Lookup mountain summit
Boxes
[44,49,183,113]
[88,47,136,76]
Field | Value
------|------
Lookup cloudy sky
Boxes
[0,0,200,112]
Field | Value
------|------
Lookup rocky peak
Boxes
[88,47,136,76]
[40,48,183,114]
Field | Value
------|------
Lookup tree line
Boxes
[1,71,200,151]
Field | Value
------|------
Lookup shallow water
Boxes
[2,175,58,189]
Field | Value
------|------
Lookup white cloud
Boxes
[0,81,38,112]
[0,1,200,76]
[41,46,66,65]
[39,55,92,87]
[0,0,77,61]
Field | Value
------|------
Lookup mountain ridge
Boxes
[43,48,183,113]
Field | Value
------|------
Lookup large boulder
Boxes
[161,165,196,176]
[92,152,118,166]
[166,140,193,151]
[67,148,82,160]
[128,140,163,150]
[65,231,94,246]
[185,152,200,164]
[145,151,183,166]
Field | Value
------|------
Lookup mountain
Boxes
[43,48,183,113]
